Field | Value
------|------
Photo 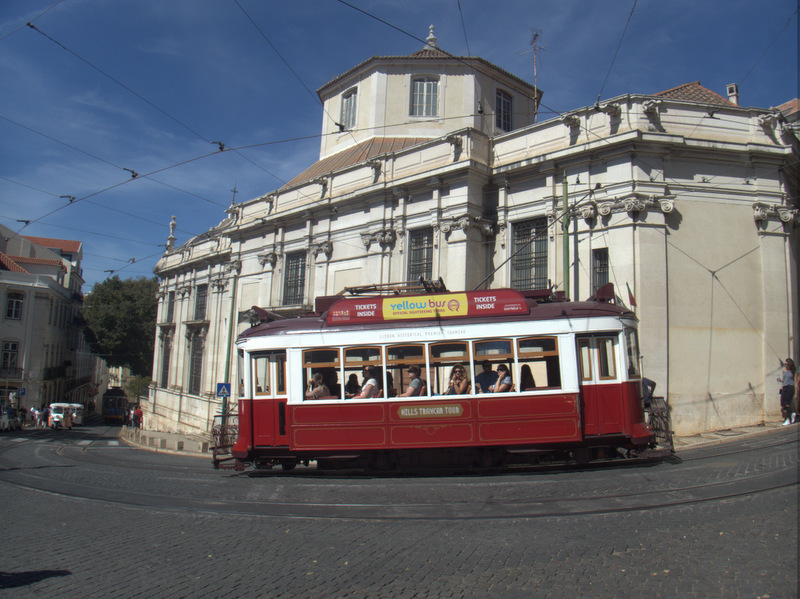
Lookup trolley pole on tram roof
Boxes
[562,171,570,300]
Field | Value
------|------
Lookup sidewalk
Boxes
[671,420,787,449]
[117,419,793,458]
[119,425,212,457]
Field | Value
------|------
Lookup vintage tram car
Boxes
[227,284,656,471]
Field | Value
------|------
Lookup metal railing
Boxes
[211,413,239,470]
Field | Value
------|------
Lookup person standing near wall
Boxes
[778,358,796,425]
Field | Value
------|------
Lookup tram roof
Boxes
[238,289,635,341]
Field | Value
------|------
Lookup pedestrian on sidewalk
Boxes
[134,405,143,429]
[778,358,796,425]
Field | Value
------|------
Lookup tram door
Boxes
[576,335,625,436]
[251,351,288,447]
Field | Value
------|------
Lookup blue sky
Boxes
[1,0,796,290]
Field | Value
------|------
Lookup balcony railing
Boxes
[0,367,23,380]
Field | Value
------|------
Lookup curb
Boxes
[119,426,211,457]
[118,421,794,458]
[672,422,790,450]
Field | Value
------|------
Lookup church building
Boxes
[149,28,799,437]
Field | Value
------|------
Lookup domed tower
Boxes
[316,25,541,161]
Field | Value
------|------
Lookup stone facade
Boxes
[0,225,94,412]
[149,36,799,437]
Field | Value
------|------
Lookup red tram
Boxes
[229,284,655,471]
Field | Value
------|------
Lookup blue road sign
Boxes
[216,383,231,398]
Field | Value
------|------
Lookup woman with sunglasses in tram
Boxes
[445,363,471,395]
[490,364,513,393]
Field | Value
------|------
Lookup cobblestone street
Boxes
[0,482,795,598]
[0,425,796,598]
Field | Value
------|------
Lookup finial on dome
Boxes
[425,25,439,50]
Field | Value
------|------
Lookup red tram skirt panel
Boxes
[288,393,582,452]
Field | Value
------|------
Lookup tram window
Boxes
[578,339,592,382]
[517,336,561,389]
[302,349,341,399]
[472,339,513,392]
[597,337,616,379]
[387,344,427,398]
[272,354,284,394]
[625,329,641,378]
[473,339,513,361]
[344,346,385,399]
[430,341,470,395]
[237,349,244,396]
[252,355,270,396]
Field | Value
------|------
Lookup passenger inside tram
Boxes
[520,364,536,391]
[490,364,513,393]
[397,365,425,397]
[305,373,331,400]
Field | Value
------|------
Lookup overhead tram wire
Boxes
[740,6,797,86]
[594,0,638,107]
[232,0,363,153]
[0,114,230,209]
[0,0,65,43]
[23,22,284,187]
[0,174,200,238]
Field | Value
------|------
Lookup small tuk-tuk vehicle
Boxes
[49,403,73,430]
[68,403,84,426]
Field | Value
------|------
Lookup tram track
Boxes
[0,427,795,521]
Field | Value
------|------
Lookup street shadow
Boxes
[0,569,71,589]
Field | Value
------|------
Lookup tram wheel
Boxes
[280,461,297,472]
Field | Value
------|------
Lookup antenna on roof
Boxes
[519,28,545,122]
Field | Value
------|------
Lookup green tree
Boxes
[125,374,152,403]
[82,276,159,377]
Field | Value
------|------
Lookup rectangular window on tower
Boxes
[592,248,609,293]
[410,77,439,117]
[511,218,548,290]
[496,89,512,132]
[407,227,434,281]
[340,88,357,130]
[283,251,306,306]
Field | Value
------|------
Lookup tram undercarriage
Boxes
[226,436,669,474]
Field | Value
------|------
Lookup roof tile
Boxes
[654,81,735,107]
[22,236,82,253]
[0,251,29,273]
[282,137,431,190]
